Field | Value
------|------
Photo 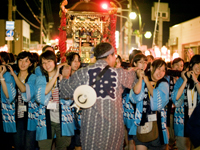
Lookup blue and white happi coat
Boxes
[129,80,169,144]
[35,76,74,141]
[60,60,136,150]
[122,89,135,130]
[1,72,38,132]
[171,77,200,137]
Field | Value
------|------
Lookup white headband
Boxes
[97,47,115,59]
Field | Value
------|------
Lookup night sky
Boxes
[1,0,200,49]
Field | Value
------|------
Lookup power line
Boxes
[23,0,41,24]
[16,9,40,29]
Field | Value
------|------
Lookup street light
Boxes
[129,12,137,20]
[144,31,152,39]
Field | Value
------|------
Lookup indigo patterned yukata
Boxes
[129,80,169,144]
[60,60,136,150]
[35,76,74,141]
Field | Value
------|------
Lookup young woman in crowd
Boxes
[35,45,55,76]
[1,51,37,150]
[165,57,184,149]
[35,50,74,150]
[65,52,82,150]
[172,54,200,150]
[129,58,169,150]
[123,53,147,150]
[115,55,122,68]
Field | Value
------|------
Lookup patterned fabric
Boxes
[35,76,74,141]
[1,73,37,132]
[60,60,136,150]
[17,89,25,118]
[129,80,169,144]
[122,88,135,130]
[172,77,200,137]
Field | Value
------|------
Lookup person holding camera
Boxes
[0,51,37,150]
[35,50,74,150]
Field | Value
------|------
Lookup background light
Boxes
[102,3,108,10]
[144,31,152,39]
[129,12,137,20]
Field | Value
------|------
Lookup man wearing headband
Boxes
[60,42,137,150]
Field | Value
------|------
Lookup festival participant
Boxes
[115,55,122,68]
[35,45,55,76]
[172,54,200,150]
[165,57,184,149]
[65,52,82,150]
[60,42,137,150]
[35,50,74,150]
[129,58,169,150]
[123,53,147,150]
[1,51,37,150]
[0,51,14,150]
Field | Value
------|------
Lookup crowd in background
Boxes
[0,42,200,150]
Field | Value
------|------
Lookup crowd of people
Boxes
[0,42,200,150]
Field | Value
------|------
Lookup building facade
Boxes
[169,16,200,61]
[0,19,30,54]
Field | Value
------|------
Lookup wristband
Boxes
[0,78,5,81]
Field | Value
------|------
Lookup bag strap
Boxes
[90,65,110,87]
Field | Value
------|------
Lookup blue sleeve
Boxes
[35,76,51,106]
[1,72,16,104]
[129,80,145,103]
[150,82,169,111]
[165,75,170,83]
[35,66,42,76]
[171,77,185,107]
[21,74,36,102]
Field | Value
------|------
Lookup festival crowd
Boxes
[0,42,200,150]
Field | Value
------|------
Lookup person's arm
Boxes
[133,69,144,94]
[175,71,187,100]
[129,81,145,104]
[0,65,16,103]
[35,76,51,106]
[191,71,200,95]
[171,77,185,108]
[21,74,36,102]
[45,63,67,95]
[143,75,154,96]
[150,82,169,111]
[45,73,58,95]
[0,66,9,98]
[7,65,26,93]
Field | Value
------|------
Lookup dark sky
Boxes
[1,0,200,48]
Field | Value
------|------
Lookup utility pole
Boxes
[8,0,13,53]
[40,0,43,46]
[12,0,16,54]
